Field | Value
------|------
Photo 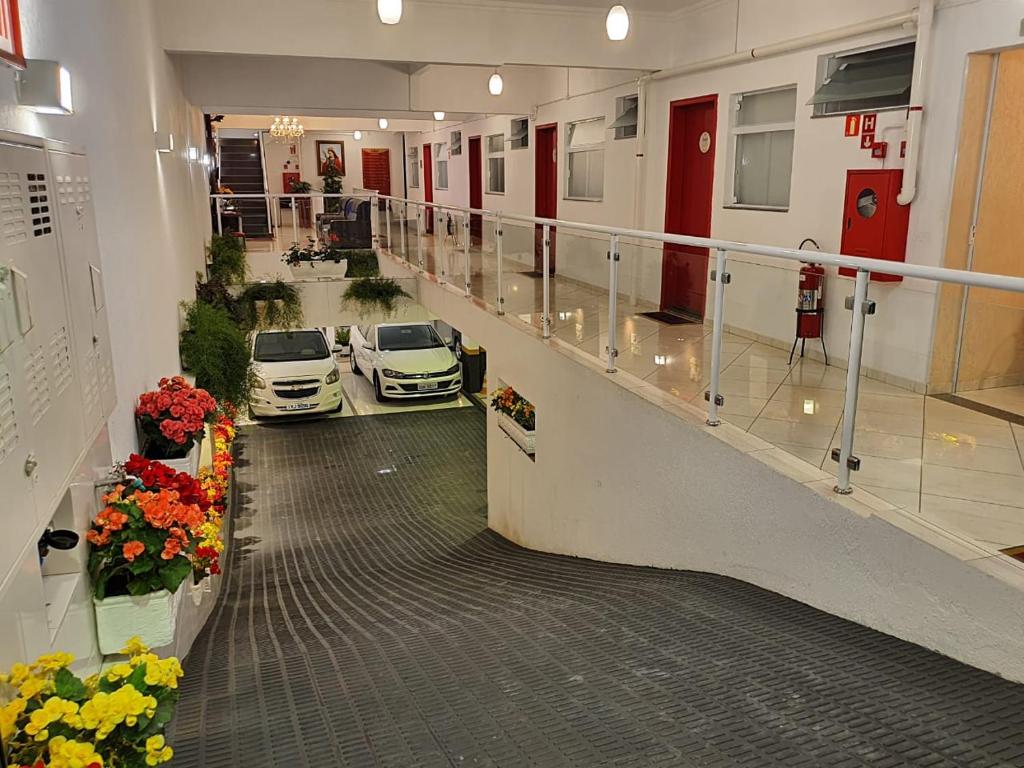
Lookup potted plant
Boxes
[342,277,411,317]
[206,233,247,284]
[87,471,208,653]
[491,386,536,455]
[321,162,343,214]
[238,280,304,329]
[289,178,313,228]
[282,237,350,277]
[179,299,255,409]
[334,326,351,356]
[135,377,217,475]
[0,639,182,768]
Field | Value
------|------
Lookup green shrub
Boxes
[194,274,242,324]
[342,278,411,317]
[179,300,255,407]
[207,233,247,284]
[238,280,304,329]
[344,250,380,278]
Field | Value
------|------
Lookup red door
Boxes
[360,148,391,197]
[422,142,434,234]
[468,136,482,241]
[662,95,717,319]
[534,123,558,273]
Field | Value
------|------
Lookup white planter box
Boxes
[290,259,348,278]
[94,588,182,655]
[497,412,536,455]
[154,439,200,477]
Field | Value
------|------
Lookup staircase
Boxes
[218,138,271,237]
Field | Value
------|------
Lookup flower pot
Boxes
[93,588,182,655]
[290,259,348,278]
[145,438,200,477]
[497,412,536,455]
[188,577,207,606]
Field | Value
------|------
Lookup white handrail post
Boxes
[705,247,729,426]
[542,224,552,339]
[370,193,379,255]
[438,210,447,284]
[215,197,223,235]
[834,268,873,494]
[606,234,620,373]
[496,214,505,315]
[385,201,391,252]
[463,211,471,297]
[400,204,408,262]
[290,196,298,245]
[416,205,424,270]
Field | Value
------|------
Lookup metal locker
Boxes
[0,137,85,522]
[46,146,116,435]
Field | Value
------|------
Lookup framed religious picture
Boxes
[316,140,346,177]
[0,0,25,70]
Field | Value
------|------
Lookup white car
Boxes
[350,322,462,402]
[249,329,343,417]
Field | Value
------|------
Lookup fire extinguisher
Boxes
[789,260,828,365]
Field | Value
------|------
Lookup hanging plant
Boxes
[206,233,247,285]
[238,280,304,329]
[179,300,255,407]
[342,278,411,317]
[344,250,380,277]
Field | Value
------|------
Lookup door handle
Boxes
[9,265,32,335]
[846,217,852,230]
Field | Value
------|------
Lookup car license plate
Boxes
[417,381,439,391]
[284,402,315,411]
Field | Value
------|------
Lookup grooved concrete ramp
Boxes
[169,409,1024,767]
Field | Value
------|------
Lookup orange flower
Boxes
[161,538,182,560]
[86,528,110,546]
[122,540,145,561]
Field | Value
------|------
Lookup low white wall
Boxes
[392,255,1024,683]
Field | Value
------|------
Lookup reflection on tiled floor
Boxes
[958,384,1024,419]
[375,229,1024,552]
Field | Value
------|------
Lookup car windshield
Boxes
[254,331,330,362]
[377,325,446,352]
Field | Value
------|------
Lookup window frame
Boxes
[811,39,916,118]
[407,145,419,189]
[450,130,462,156]
[486,132,505,195]
[510,117,530,150]
[725,84,797,213]
[612,94,639,140]
[564,117,606,203]
[433,142,449,191]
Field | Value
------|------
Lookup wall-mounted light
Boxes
[488,71,504,96]
[16,60,73,114]
[606,4,630,41]
[353,130,363,140]
[377,0,402,24]
[202,153,212,167]
[187,146,199,162]
[433,111,446,121]
[155,132,174,154]
[378,117,389,129]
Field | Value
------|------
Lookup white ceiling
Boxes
[423,0,699,13]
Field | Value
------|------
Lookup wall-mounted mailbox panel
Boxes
[838,169,909,283]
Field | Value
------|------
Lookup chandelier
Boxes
[269,116,304,140]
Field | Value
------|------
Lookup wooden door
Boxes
[361,148,391,197]
[662,95,717,318]
[468,136,482,241]
[422,142,433,234]
[534,123,558,273]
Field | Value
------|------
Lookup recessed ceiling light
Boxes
[353,130,363,140]
[378,117,389,129]
[606,4,629,41]
[433,111,445,121]
[377,0,402,24]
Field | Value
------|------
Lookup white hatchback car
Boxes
[249,329,343,417]
[349,322,462,402]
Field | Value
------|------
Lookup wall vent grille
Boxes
[50,326,73,395]
[26,172,52,237]
[0,171,27,245]
[83,350,100,416]
[26,345,50,423]
[0,370,18,462]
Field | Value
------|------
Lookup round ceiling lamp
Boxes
[378,117,389,129]
[353,130,363,140]
[488,71,503,96]
[377,0,402,24]
[433,111,445,120]
[606,4,629,40]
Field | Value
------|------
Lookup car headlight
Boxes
[382,368,408,379]
[444,363,460,376]
[325,366,340,385]
[253,375,267,389]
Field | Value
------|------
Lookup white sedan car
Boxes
[249,329,343,417]
[349,322,462,402]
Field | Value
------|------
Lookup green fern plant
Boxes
[179,300,255,407]
[207,233,247,284]
[342,278,411,317]
[238,280,304,329]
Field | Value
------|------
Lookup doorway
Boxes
[469,135,482,242]
[534,123,558,273]
[422,142,434,234]
[662,95,717,319]
[360,148,391,197]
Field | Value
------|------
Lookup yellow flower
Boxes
[0,697,26,741]
[104,663,134,683]
[47,735,104,768]
[121,636,150,657]
[1,662,31,686]
[19,674,54,699]
[145,734,174,766]
[143,657,183,690]
[78,684,156,740]
[24,696,79,741]
[33,652,74,671]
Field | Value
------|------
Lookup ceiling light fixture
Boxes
[16,60,74,114]
[606,4,630,40]
[187,146,199,162]
[270,116,304,139]
[433,111,445,120]
[353,130,363,140]
[378,117,389,129]
[377,0,402,24]
[488,71,503,96]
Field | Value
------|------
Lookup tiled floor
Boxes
[373,226,1024,552]
[959,384,1024,419]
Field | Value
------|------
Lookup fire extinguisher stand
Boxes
[789,255,829,366]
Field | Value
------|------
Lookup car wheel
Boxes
[373,372,386,403]
[350,352,362,376]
